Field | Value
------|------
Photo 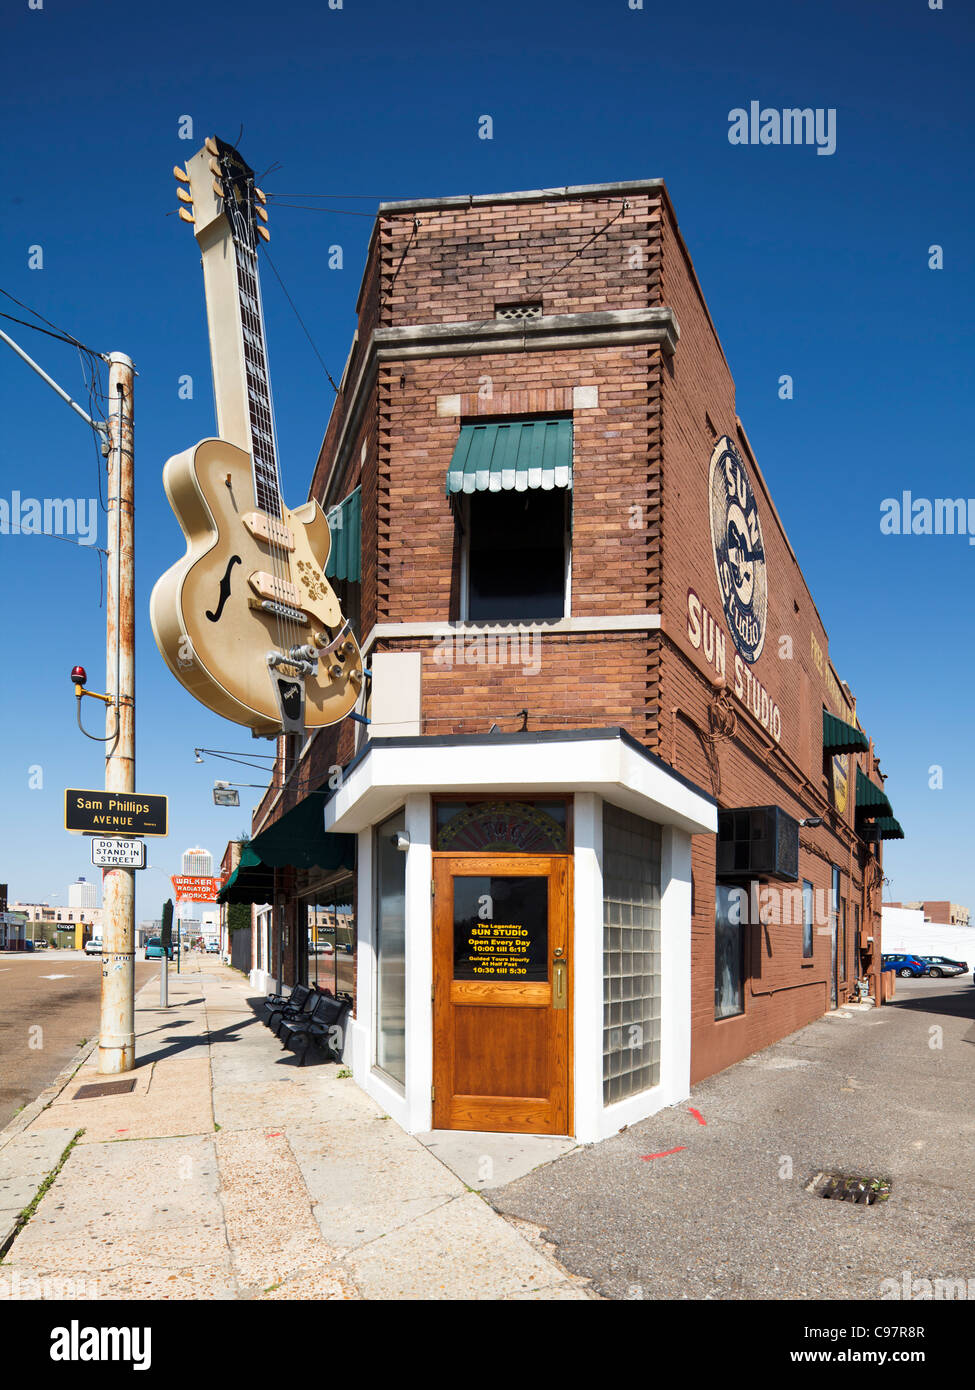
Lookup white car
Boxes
[84,937,103,956]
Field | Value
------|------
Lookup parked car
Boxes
[881,952,926,978]
[914,954,968,978]
[84,937,103,956]
[144,937,174,960]
[33,938,49,949]
[205,940,220,954]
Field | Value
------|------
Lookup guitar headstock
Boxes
[173,136,270,249]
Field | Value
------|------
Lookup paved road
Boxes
[0,951,157,1129]
[489,976,975,1300]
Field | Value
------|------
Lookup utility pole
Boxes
[0,329,138,1069]
[98,352,136,1074]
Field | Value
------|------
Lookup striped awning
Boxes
[325,486,361,583]
[446,418,573,495]
[873,817,905,840]
[250,789,356,874]
[823,709,869,754]
[855,768,894,820]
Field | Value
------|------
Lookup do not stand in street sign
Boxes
[91,837,147,869]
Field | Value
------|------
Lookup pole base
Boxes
[97,1038,136,1074]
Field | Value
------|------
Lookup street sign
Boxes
[64,788,168,837]
[170,874,220,903]
[91,837,147,869]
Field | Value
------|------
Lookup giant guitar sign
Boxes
[150,137,362,737]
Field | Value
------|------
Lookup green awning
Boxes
[250,788,356,874]
[446,418,573,495]
[855,768,894,820]
[325,486,361,583]
[823,709,869,754]
[217,846,275,905]
[873,816,905,840]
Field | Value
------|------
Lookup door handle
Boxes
[553,956,567,1010]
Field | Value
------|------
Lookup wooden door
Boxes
[433,854,571,1135]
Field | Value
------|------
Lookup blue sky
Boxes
[0,0,971,918]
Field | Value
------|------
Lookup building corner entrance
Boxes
[432,854,571,1134]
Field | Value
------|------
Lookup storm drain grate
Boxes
[73,1079,137,1100]
[806,1171,891,1205]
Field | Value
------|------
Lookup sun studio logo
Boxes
[708,437,767,664]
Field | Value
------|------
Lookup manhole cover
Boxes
[806,1171,891,1205]
[73,1079,137,1100]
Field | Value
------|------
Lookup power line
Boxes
[266,202,376,218]
[0,288,107,359]
[261,248,341,394]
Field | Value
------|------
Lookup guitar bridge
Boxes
[248,597,309,625]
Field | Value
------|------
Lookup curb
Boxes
[0,968,162,1154]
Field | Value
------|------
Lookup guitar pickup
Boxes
[248,597,309,626]
[248,570,302,607]
[242,511,295,550]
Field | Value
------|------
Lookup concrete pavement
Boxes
[0,955,591,1300]
[487,977,975,1301]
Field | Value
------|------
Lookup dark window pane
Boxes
[453,876,548,981]
[715,884,744,1019]
[468,489,567,620]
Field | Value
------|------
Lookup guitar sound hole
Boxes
[206,555,242,623]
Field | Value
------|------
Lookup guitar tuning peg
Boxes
[204,136,219,156]
[178,207,196,225]
[257,225,270,242]
[254,187,267,205]
[256,205,268,223]
[208,157,221,176]
[212,178,225,198]
[173,165,189,182]
[176,187,193,204]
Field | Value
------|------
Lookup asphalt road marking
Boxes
[40,974,75,980]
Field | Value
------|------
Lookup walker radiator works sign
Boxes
[170,875,220,903]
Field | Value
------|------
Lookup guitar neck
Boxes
[235,244,282,517]
[185,142,283,518]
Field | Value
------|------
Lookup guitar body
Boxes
[150,437,362,735]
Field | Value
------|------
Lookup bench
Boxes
[261,982,310,1028]
[266,985,322,1038]
[280,992,352,1066]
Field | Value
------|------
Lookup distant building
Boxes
[886,900,970,927]
[882,905,975,963]
[181,846,213,877]
[68,876,98,910]
[11,900,103,945]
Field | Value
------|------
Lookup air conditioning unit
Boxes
[716,805,799,882]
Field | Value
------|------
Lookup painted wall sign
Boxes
[708,436,768,664]
[65,789,168,837]
[687,589,783,743]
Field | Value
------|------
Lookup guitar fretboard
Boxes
[234,243,282,519]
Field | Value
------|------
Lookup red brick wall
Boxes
[254,180,889,1085]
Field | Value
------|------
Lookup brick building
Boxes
[223,178,901,1140]
[886,900,969,927]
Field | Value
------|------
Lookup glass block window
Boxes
[602,802,662,1105]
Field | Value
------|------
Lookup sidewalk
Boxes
[0,957,590,1300]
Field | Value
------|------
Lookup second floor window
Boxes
[463,487,570,621]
